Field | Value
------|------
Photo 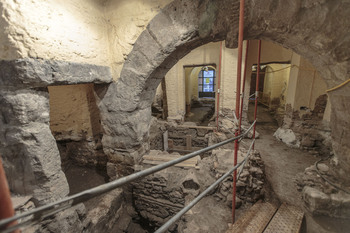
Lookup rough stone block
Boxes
[274,127,301,148]
[0,58,112,89]
[303,186,331,215]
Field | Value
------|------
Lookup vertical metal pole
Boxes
[0,158,20,233]
[252,40,262,149]
[216,41,223,131]
[239,40,250,129]
[232,0,245,223]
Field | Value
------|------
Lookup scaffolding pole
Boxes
[232,0,245,223]
[216,41,223,131]
[252,40,262,149]
[239,40,250,129]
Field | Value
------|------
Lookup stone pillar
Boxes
[0,58,112,203]
[328,85,350,181]
[0,89,69,204]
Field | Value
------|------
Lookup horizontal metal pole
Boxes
[0,121,256,231]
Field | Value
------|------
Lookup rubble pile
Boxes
[212,148,265,206]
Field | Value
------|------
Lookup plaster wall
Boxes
[243,40,294,116]
[48,84,101,141]
[0,0,109,65]
[220,43,246,111]
[184,67,193,105]
[286,56,329,118]
[164,42,221,120]
[245,40,329,120]
[189,67,202,102]
[263,64,290,108]
[285,54,301,110]
[104,0,172,79]
[0,0,170,80]
[164,41,247,120]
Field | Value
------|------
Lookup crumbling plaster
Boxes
[0,0,109,65]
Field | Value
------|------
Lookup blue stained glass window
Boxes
[198,68,216,98]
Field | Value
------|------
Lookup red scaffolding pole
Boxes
[252,40,262,149]
[0,158,19,233]
[232,0,245,223]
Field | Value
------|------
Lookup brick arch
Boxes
[99,0,350,175]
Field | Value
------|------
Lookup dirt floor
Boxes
[247,103,350,233]
[63,163,108,210]
[185,101,214,126]
[247,104,318,207]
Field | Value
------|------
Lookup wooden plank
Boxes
[228,202,278,233]
[163,131,168,151]
[186,135,192,150]
[142,153,200,169]
[161,78,168,119]
[170,146,203,152]
[177,125,216,130]
[263,203,304,233]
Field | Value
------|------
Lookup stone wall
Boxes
[132,147,265,232]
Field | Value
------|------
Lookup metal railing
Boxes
[0,121,256,233]
[155,138,255,233]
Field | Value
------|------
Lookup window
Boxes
[198,68,215,98]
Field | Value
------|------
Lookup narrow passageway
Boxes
[248,104,318,207]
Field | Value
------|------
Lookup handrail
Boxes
[0,121,256,232]
[155,139,256,233]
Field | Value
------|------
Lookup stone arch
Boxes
[98,0,350,176]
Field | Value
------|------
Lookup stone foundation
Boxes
[132,147,265,232]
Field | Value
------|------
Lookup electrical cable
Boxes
[326,79,350,93]
[315,156,350,195]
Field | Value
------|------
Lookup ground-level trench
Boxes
[39,104,348,233]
